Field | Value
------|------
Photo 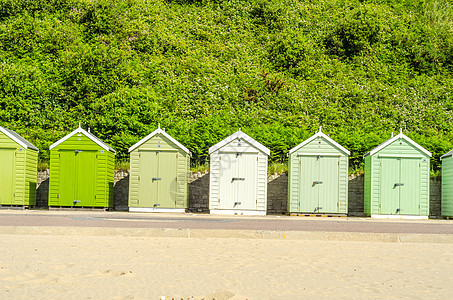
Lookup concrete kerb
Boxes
[0,226,452,243]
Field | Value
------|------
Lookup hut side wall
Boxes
[25,149,38,205]
[48,150,60,206]
[209,152,220,209]
[13,149,26,205]
[128,151,140,207]
[442,156,453,216]
[364,155,372,215]
[288,136,348,213]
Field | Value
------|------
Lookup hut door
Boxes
[157,151,177,208]
[0,149,15,204]
[399,158,420,215]
[236,153,257,209]
[379,158,400,214]
[59,150,97,206]
[318,156,339,213]
[380,157,421,215]
[74,151,97,206]
[299,156,319,212]
[299,156,339,213]
[138,151,159,207]
[219,152,257,210]
[138,151,177,208]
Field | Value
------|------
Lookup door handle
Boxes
[234,202,241,206]
[394,183,404,187]
[232,177,245,181]
[313,181,323,185]
[152,178,162,181]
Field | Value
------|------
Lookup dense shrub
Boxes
[0,0,452,172]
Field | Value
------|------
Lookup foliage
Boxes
[0,0,452,173]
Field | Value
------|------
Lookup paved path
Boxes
[0,210,452,234]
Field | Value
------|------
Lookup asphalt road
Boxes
[0,210,452,234]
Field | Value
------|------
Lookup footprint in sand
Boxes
[102,269,133,278]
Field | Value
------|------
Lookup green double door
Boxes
[218,152,258,210]
[58,150,97,206]
[299,155,339,213]
[379,157,420,215]
[138,150,177,208]
[0,149,15,204]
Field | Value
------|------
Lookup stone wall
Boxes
[35,170,443,217]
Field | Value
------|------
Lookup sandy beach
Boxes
[0,233,452,299]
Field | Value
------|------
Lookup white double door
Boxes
[219,152,258,210]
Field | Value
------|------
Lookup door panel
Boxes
[379,158,400,214]
[399,158,420,215]
[157,151,177,208]
[236,153,257,210]
[59,151,76,206]
[318,156,339,213]
[138,151,158,207]
[219,153,237,209]
[299,156,319,212]
[0,149,15,204]
[74,151,97,206]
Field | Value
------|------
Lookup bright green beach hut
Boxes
[128,125,191,212]
[48,125,115,208]
[441,149,453,217]
[288,129,350,214]
[364,130,431,218]
[0,126,38,206]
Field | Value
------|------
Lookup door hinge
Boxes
[95,195,97,199]
[57,194,59,199]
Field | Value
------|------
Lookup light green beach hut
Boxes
[364,130,431,218]
[0,126,38,206]
[441,149,453,217]
[288,129,350,214]
[48,125,115,208]
[128,126,191,212]
[209,130,270,215]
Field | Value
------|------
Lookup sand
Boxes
[0,234,452,299]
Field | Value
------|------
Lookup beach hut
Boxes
[209,130,270,215]
[441,149,453,217]
[128,125,191,212]
[364,130,431,218]
[287,129,350,214]
[48,125,115,208]
[0,126,38,206]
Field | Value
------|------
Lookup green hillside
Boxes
[1,0,452,172]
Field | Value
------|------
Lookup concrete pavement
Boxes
[0,210,452,243]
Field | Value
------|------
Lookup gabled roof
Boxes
[128,126,191,154]
[208,130,270,156]
[364,130,431,157]
[441,149,453,160]
[288,130,350,156]
[49,125,116,154]
[0,126,39,151]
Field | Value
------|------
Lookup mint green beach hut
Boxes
[288,129,350,214]
[0,126,38,206]
[364,130,431,218]
[441,149,453,217]
[48,125,115,208]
